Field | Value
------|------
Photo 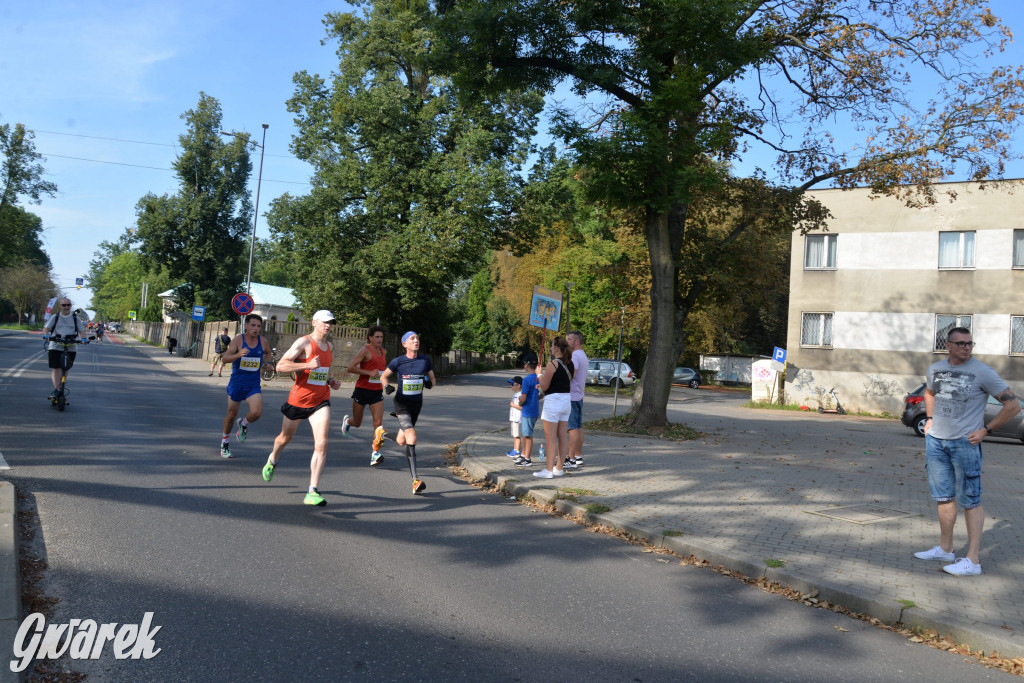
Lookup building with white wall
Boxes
[786,180,1024,414]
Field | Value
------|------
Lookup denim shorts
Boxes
[925,435,983,509]
[568,400,583,430]
[520,416,538,438]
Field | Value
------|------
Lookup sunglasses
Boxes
[60,304,72,307]
[948,341,975,348]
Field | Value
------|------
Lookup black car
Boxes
[671,367,701,389]
[900,383,1024,441]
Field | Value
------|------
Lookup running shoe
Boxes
[262,458,276,482]
[342,415,351,437]
[914,546,955,562]
[514,457,533,467]
[373,426,387,451]
[943,557,982,576]
[412,478,426,494]
[506,449,521,458]
[220,442,232,459]
[370,452,384,467]
[563,459,578,470]
[304,489,327,506]
[235,418,248,442]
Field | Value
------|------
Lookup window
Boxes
[1014,230,1024,268]
[1012,316,1024,355]
[934,314,972,351]
[801,312,833,347]
[804,234,837,269]
[938,231,975,268]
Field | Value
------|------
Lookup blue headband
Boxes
[402,331,417,344]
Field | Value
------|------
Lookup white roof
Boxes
[158,282,298,308]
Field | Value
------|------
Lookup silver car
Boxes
[587,359,635,387]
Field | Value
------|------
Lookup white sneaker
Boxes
[552,468,566,477]
[533,469,554,479]
[914,546,955,562]
[943,557,982,576]
[341,416,351,437]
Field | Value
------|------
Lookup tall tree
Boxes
[436,0,1024,426]
[0,122,55,268]
[0,261,55,325]
[88,236,171,322]
[267,0,541,347]
[133,94,251,319]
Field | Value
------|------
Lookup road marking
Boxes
[1,352,42,380]
[0,452,10,470]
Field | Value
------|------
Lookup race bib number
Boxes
[401,376,423,396]
[239,357,260,371]
[308,367,329,386]
[367,372,381,384]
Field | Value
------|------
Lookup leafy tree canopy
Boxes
[435,0,1024,426]
[133,93,252,319]
[0,122,55,269]
[266,0,542,349]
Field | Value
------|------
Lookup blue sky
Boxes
[3,1,1024,318]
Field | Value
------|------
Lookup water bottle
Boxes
[539,444,545,460]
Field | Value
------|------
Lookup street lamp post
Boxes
[220,124,268,295]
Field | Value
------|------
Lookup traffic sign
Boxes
[773,346,787,363]
[128,310,137,320]
[192,305,206,321]
[231,292,255,315]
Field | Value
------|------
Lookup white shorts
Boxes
[510,421,521,438]
[541,392,571,422]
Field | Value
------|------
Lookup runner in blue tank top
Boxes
[218,314,271,458]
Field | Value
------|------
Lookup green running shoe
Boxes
[235,417,248,442]
[304,489,326,506]
[262,458,276,482]
[220,443,232,459]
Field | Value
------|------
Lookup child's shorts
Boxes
[511,420,521,438]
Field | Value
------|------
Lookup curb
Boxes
[0,482,22,682]
[457,433,1024,658]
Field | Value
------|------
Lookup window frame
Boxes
[1013,230,1024,269]
[800,312,834,349]
[803,233,838,270]
[934,314,973,352]
[1011,315,1024,356]
[937,230,976,269]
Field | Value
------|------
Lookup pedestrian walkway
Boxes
[458,414,1024,658]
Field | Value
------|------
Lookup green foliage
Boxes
[266,0,541,349]
[435,0,1024,429]
[0,261,55,324]
[133,93,251,319]
[251,237,297,289]
[87,243,172,323]
[0,122,55,270]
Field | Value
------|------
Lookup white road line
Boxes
[0,452,10,470]
[1,351,43,379]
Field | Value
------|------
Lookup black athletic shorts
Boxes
[351,387,384,406]
[392,397,422,430]
[280,400,330,421]
[47,350,76,370]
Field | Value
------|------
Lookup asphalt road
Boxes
[0,330,1012,681]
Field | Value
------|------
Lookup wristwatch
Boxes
[986,427,993,435]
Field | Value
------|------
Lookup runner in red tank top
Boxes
[343,325,389,466]
[261,310,342,507]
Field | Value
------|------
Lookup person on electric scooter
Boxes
[42,299,90,400]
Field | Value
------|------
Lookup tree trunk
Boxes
[630,204,677,427]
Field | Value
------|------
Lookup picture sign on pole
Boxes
[529,286,562,331]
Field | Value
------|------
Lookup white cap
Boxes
[312,310,337,324]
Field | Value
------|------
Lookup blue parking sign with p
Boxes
[773,346,786,363]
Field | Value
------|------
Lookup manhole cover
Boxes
[806,504,912,524]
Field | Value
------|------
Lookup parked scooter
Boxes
[818,387,847,415]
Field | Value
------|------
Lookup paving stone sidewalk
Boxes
[458,409,1024,658]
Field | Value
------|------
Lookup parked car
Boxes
[672,367,701,389]
[901,383,1024,441]
[587,359,635,387]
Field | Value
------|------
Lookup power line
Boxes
[40,153,310,185]
[30,128,296,159]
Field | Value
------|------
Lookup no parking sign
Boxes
[231,293,254,315]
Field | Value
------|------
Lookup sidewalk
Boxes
[458,417,1024,658]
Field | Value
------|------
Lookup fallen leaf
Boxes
[835,626,849,632]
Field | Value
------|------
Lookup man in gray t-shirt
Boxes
[913,327,1019,576]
